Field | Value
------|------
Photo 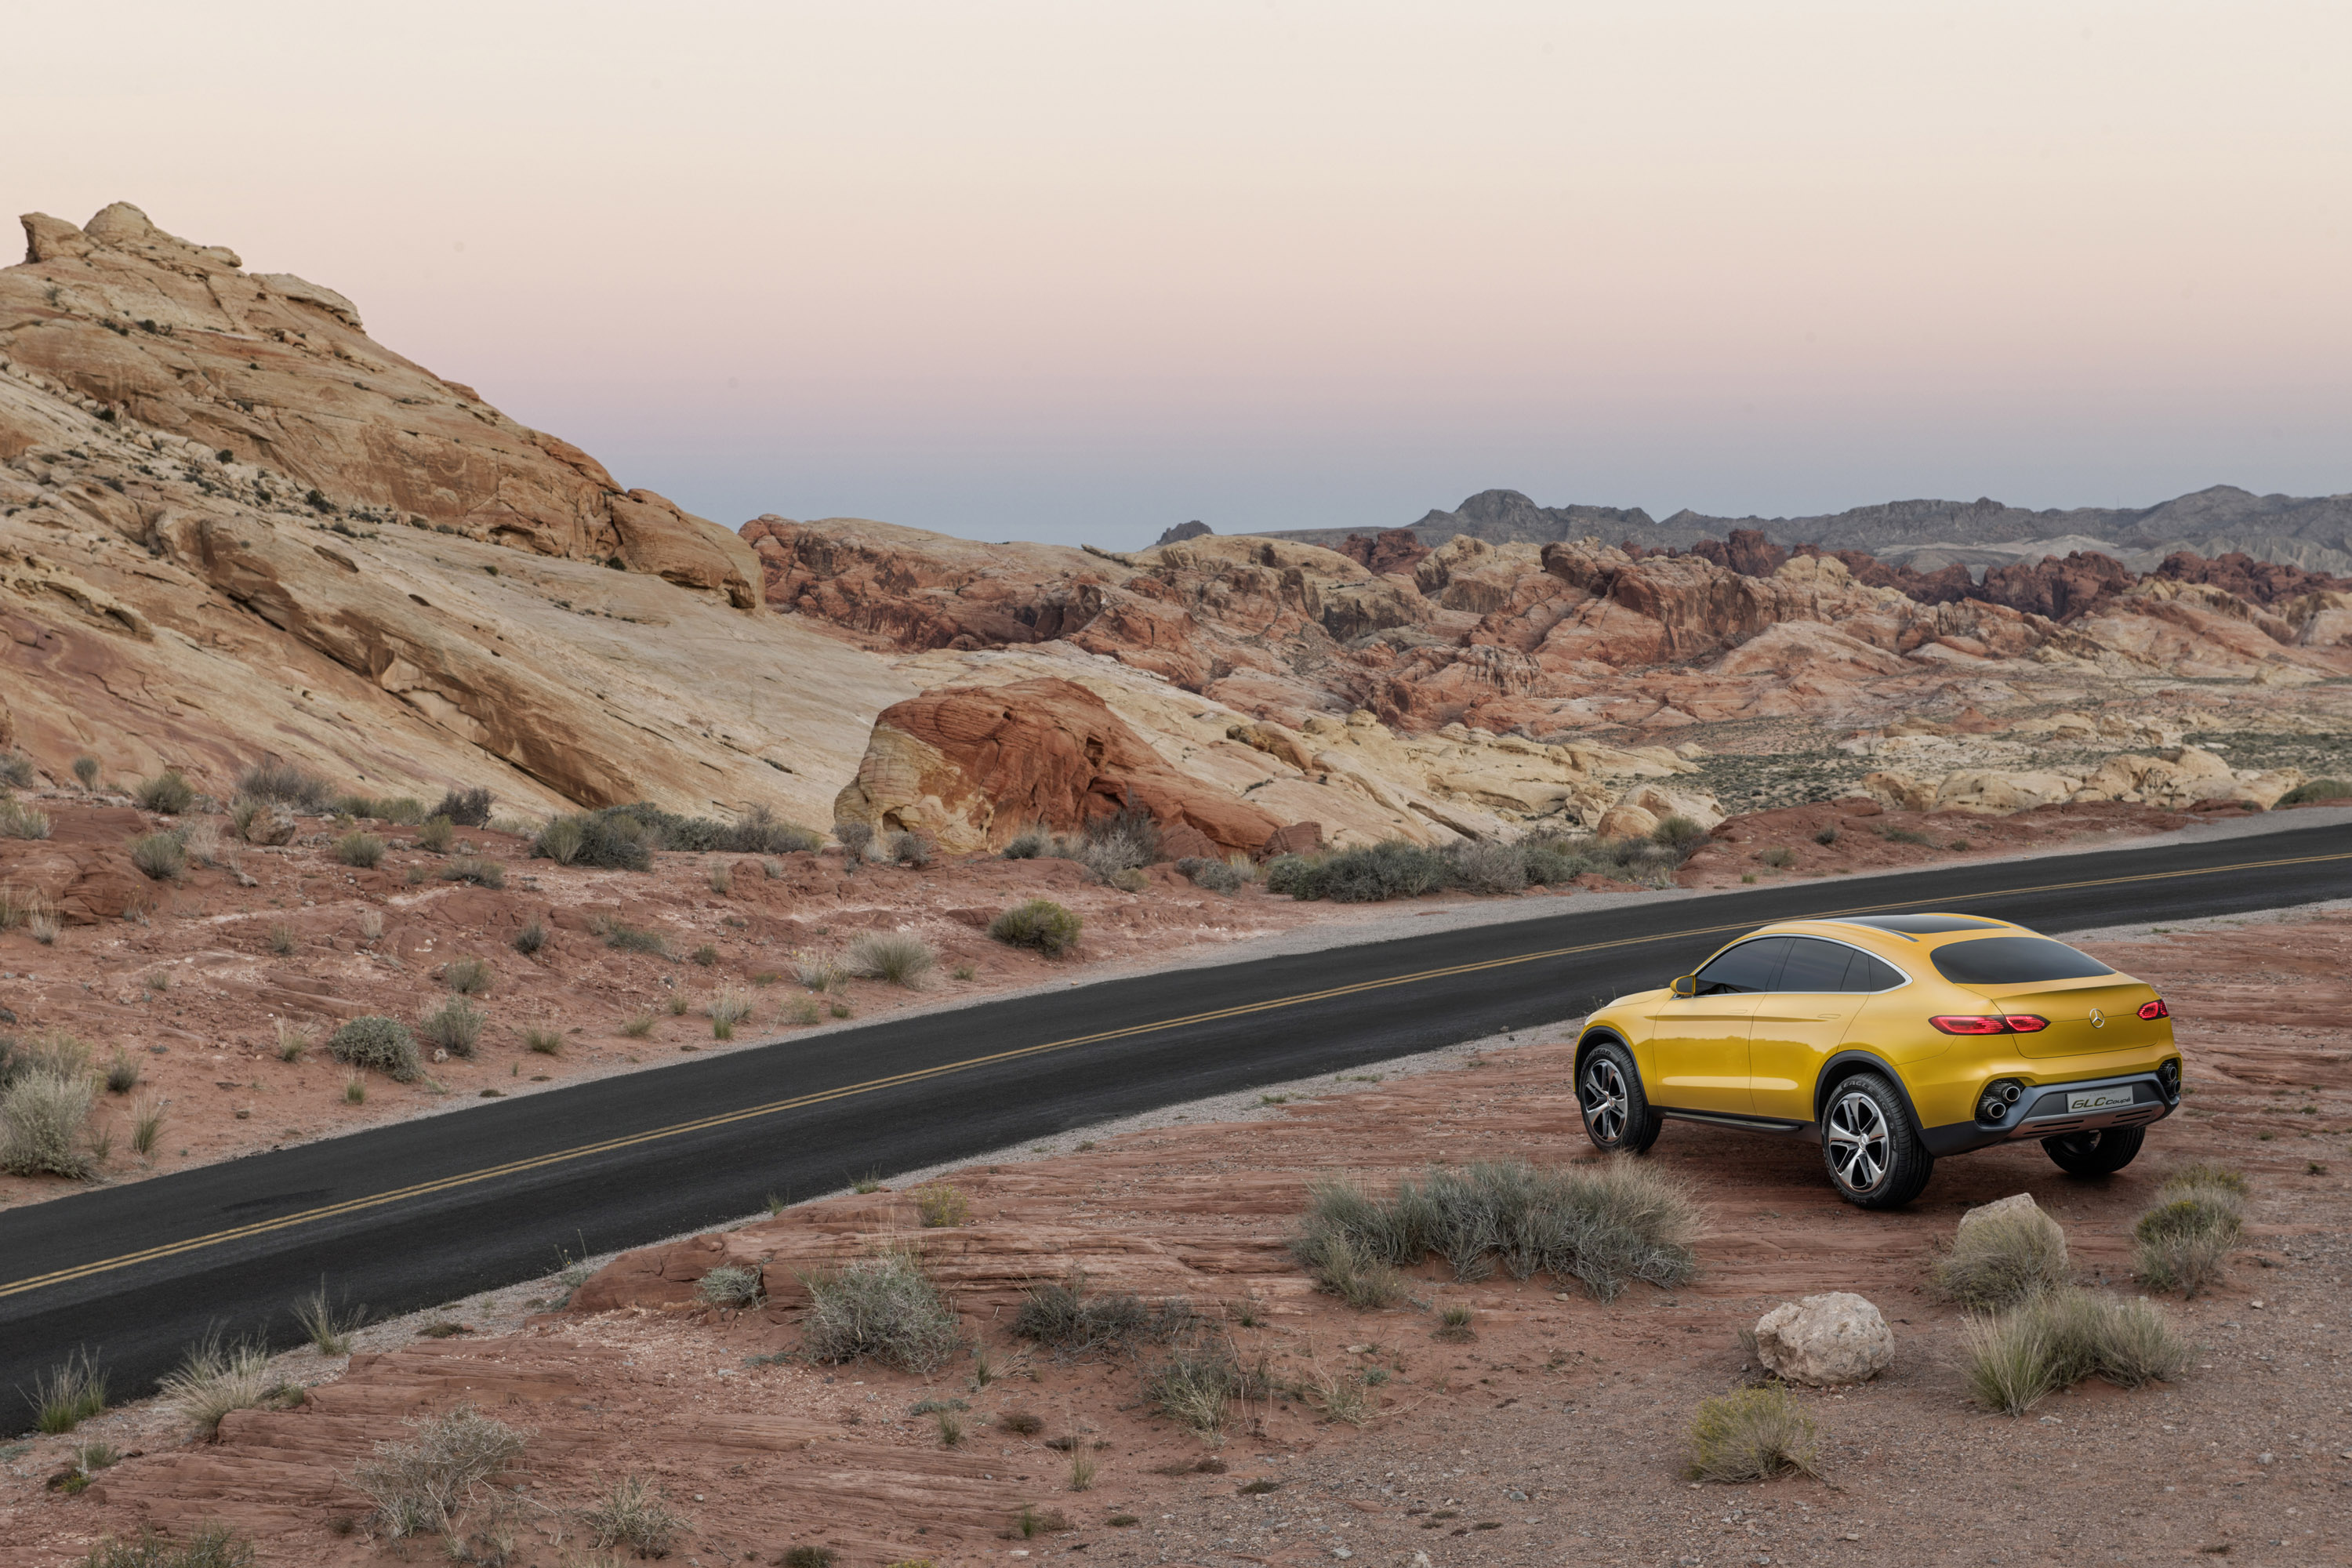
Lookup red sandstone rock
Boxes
[833,677,1282,854]
[1976,550,2135,621]
[1260,820,1323,857]
[2153,549,2352,606]
[1335,527,1433,577]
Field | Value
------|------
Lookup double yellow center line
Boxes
[5,846,2343,1301]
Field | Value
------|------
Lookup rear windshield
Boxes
[1931,936,2114,985]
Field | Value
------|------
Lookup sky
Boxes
[12,1,2350,546]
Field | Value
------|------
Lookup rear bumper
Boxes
[1922,1070,2176,1157]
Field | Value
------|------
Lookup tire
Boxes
[1820,1072,1933,1210]
[2042,1125,2145,1176]
[1577,1039,1661,1156]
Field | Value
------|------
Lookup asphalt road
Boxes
[7,820,2351,1432]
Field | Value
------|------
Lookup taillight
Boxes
[1930,1014,2048,1035]
[2138,998,2169,1020]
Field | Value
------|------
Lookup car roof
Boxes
[1751,913,2027,946]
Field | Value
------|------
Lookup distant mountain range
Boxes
[1252,485,2352,577]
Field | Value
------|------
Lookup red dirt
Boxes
[5,910,2347,1566]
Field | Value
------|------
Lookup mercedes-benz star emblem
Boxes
[2089,1008,2105,1029]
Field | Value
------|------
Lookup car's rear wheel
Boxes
[1820,1072,1933,1209]
[1577,1040,1661,1155]
[2042,1125,2144,1175]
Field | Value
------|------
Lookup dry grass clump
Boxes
[418,996,485,1058]
[127,831,187,881]
[800,1249,962,1373]
[1,1041,100,1179]
[913,1183,971,1228]
[1962,1288,2189,1415]
[441,955,494,996]
[238,759,332,811]
[847,931,936,985]
[333,831,384,868]
[1685,1385,1820,1482]
[582,1474,690,1554]
[593,916,669,956]
[2134,1164,2247,1298]
[350,1403,529,1537]
[1143,1341,1266,1436]
[1293,1231,1406,1309]
[77,1523,256,1567]
[130,769,196,815]
[0,795,51,840]
[432,786,496,828]
[159,1332,292,1436]
[293,1281,366,1356]
[512,918,546,955]
[1175,855,1248,893]
[31,1348,107,1433]
[103,1049,142,1094]
[437,854,503,887]
[1296,1159,1699,1301]
[989,898,1083,956]
[0,750,34,787]
[1932,1203,2071,1309]
[1014,1270,1195,1352]
[327,1015,422,1081]
[707,989,755,1040]
[697,1264,764,1308]
[531,810,655,870]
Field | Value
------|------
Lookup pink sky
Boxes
[14,1,2350,543]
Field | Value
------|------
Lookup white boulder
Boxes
[1752,1291,1894,1387]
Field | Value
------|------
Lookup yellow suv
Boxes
[1573,913,2180,1208]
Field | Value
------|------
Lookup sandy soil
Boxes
[8,794,2318,1215]
[5,905,2348,1567]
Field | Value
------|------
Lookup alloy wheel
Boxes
[1826,1089,1890,1193]
[1581,1057,1628,1143]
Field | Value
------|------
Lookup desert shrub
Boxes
[419,996,485,1058]
[2277,777,2352,806]
[580,800,815,856]
[351,1403,528,1537]
[1650,814,1708,849]
[0,750,36,787]
[1296,1159,1698,1301]
[293,1282,365,1356]
[723,804,822,855]
[104,1049,141,1094]
[1435,1301,1475,1341]
[1000,823,1053,859]
[71,756,100,789]
[1962,1287,2189,1414]
[237,759,332,811]
[913,1183,971,1228]
[0,883,45,928]
[989,898,1082,956]
[532,811,654,870]
[834,819,876,861]
[2133,1164,2246,1297]
[800,1249,962,1373]
[432,786,495,828]
[707,989,754,1039]
[1075,806,1160,881]
[77,1525,256,1568]
[512,919,546,955]
[1933,1203,2071,1309]
[793,953,842,990]
[784,997,822,1026]
[1,1065,98,1178]
[1685,1385,1820,1482]
[524,1027,562,1055]
[130,770,196,815]
[697,1264,764,1308]
[31,1348,107,1432]
[328,1015,422,1081]
[1880,825,1938,847]
[128,831,187,881]
[1014,1270,1192,1352]
[415,815,455,853]
[1294,1231,1407,1309]
[176,822,224,868]
[890,830,934,867]
[1813,824,1840,845]
[1445,839,1527,895]
[376,796,427,826]
[437,855,503,887]
[1759,845,1795,869]
[583,1474,688,1555]
[443,956,494,996]
[1142,1342,1264,1434]
[0,796,50,840]
[848,931,936,985]
[159,1333,286,1436]
[1271,840,1451,902]
[692,940,720,966]
[333,831,384,869]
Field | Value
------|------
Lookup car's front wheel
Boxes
[1820,1072,1933,1209]
[1577,1040,1661,1155]
[2042,1125,2144,1175]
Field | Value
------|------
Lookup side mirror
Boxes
[1671,975,1697,998]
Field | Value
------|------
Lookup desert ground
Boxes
[2,901,2346,1568]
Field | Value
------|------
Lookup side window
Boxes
[1775,938,1857,993]
[1842,953,1905,993]
[1691,936,1791,996]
